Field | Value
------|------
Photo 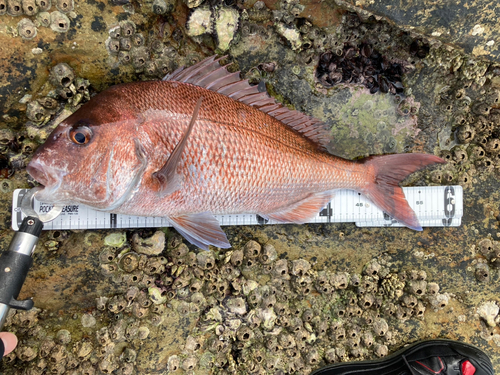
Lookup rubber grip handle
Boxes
[0,250,34,311]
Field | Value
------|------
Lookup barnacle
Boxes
[99,354,119,373]
[167,355,180,372]
[244,240,261,258]
[106,37,120,54]
[331,272,349,289]
[119,37,132,51]
[56,329,71,344]
[26,100,46,122]
[428,293,450,309]
[374,343,389,357]
[55,0,72,12]
[148,286,167,304]
[372,318,389,336]
[17,18,37,40]
[475,262,490,282]
[291,259,311,276]
[152,0,167,14]
[108,295,127,313]
[17,346,38,362]
[197,250,216,269]
[21,0,37,15]
[426,282,440,295]
[132,47,148,72]
[35,0,50,11]
[7,0,23,16]
[50,11,70,32]
[49,344,67,363]
[118,51,131,64]
[362,260,381,277]
[119,251,140,272]
[407,280,427,296]
[0,0,7,14]
[144,256,166,274]
[226,297,247,315]
[132,302,149,319]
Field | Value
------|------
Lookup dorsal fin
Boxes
[164,56,331,150]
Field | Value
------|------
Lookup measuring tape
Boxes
[11,186,462,231]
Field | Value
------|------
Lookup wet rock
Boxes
[339,0,500,62]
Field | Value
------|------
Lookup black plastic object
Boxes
[0,251,34,310]
[0,216,43,311]
[311,339,494,375]
[19,216,43,237]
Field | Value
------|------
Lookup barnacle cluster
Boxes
[429,65,500,185]
[472,237,500,283]
[1,233,449,374]
[2,305,146,374]
[100,234,445,374]
[0,63,90,182]
[0,0,73,38]
[25,62,90,143]
[105,20,184,78]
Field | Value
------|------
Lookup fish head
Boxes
[27,85,147,209]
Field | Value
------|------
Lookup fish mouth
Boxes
[26,160,68,203]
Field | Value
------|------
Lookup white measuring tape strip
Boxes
[12,186,462,231]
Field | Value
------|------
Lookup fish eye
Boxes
[69,126,92,145]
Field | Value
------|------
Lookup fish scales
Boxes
[27,56,445,249]
[119,81,364,217]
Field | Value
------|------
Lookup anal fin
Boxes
[264,191,335,224]
[169,212,231,250]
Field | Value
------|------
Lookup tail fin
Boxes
[362,154,445,230]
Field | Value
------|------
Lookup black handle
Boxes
[0,216,44,313]
[0,251,34,310]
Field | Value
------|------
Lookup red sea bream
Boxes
[27,56,445,249]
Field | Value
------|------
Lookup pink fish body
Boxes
[27,56,444,249]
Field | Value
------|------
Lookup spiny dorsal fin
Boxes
[163,56,331,150]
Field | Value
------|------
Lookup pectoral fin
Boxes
[153,97,203,196]
[264,191,335,224]
[169,212,231,250]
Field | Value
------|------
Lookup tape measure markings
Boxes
[12,186,463,231]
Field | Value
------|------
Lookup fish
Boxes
[27,56,445,249]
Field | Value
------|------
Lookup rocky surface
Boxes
[0,0,499,373]
[338,0,500,62]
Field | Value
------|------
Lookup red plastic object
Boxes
[462,360,476,375]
